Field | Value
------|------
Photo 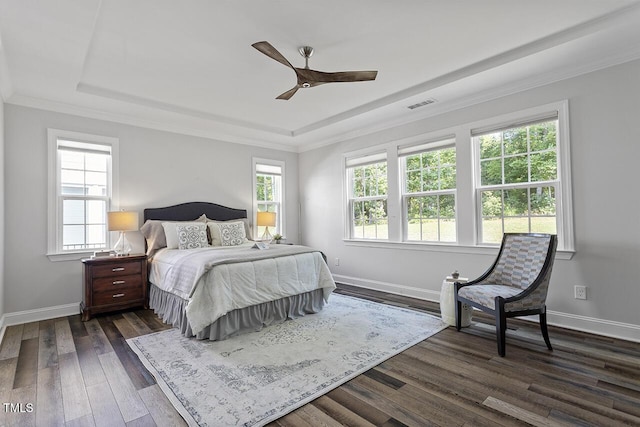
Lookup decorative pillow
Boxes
[140,220,167,255]
[208,221,247,246]
[176,223,209,250]
[204,217,253,241]
[162,221,205,249]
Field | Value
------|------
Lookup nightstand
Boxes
[81,254,148,321]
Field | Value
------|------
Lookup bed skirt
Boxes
[148,284,327,340]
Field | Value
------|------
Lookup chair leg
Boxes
[540,311,553,351]
[454,298,461,331]
[496,299,506,357]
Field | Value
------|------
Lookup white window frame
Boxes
[47,129,119,261]
[252,158,285,239]
[342,101,574,257]
[471,101,573,251]
[345,151,389,240]
[399,137,457,243]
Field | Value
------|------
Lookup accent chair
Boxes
[454,233,558,357]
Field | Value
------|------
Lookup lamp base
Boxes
[113,232,132,256]
[261,227,273,243]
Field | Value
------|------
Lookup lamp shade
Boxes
[107,211,139,232]
[256,211,276,227]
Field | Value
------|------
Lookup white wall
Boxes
[3,105,299,315]
[0,98,5,326]
[300,59,640,341]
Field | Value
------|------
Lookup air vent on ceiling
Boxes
[407,98,437,110]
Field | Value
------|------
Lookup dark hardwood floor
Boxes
[1,284,639,426]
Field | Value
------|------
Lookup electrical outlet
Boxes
[334,257,340,266]
[574,285,587,300]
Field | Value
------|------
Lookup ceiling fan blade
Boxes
[251,41,293,69]
[276,85,300,100]
[302,69,378,83]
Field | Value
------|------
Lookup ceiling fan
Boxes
[252,41,378,100]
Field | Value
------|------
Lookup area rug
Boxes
[127,293,447,426]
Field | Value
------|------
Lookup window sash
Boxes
[347,158,388,240]
[474,118,561,245]
[56,139,113,253]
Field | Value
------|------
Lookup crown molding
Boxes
[6,93,300,152]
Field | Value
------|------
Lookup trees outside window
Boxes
[401,140,456,242]
[475,119,559,243]
[347,156,388,240]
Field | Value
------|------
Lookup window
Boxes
[48,129,119,259]
[346,153,388,239]
[342,101,573,253]
[400,138,456,242]
[474,117,560,244]
[253,159,284,238]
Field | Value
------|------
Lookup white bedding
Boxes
[149,243,336,334]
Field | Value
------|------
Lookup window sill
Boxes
[343,239,574,260]
[47,251,96,262]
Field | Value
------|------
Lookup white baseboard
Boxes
[1,303,80,329]
[333,275,640,343]
[333,274,441,302]
[0,315,6,346]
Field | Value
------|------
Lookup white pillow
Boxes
[208,221,247,246]
[175,223,209,250]
[162,221,205,249]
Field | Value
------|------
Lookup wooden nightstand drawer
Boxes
[92,261,142,278]
[93,274,142,292]
[92,285,144,306]
[81,254,148,321]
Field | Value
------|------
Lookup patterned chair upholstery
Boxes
[454,233,557,356]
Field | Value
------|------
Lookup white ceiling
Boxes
[1,0,640,151]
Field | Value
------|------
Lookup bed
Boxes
[142,201,336,340]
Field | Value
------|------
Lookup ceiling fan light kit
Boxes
[252,41,378,100]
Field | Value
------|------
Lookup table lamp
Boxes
[107,211,139,256]
[257,211,276,242]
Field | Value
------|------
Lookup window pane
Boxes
[503,128,528,155]
[480,159,502,185]
[481,190,502,218]
[60,151,84,170]
[85,153,108,172]
[423,168,439,191]
[63,225,85,247]
[440,194,456,219]
[530,122,557,152]
[481,218,503,244]
[406,170,421,193]
[440,166,456,190]
[61,169,85,194]
[503,216,530,233]
[530,186,556,215]
[421,219,438,241]
[86,224,106,245]
[504,188,528,217]
[406,155,420,171]
[530,151,557,182]
[63,199,85,224]
[503,155,528,184]
[531,216,557,234]
[86,200,106,224]
[479,134,501,159]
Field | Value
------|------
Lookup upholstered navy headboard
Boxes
[143,202,247,222]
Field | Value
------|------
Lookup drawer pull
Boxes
[112,280,126,285]
[112,293,125,298]
[112,267,125,272]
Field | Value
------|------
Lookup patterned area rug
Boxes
[127,294,447,426]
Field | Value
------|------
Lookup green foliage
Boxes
[478,120,558,221]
